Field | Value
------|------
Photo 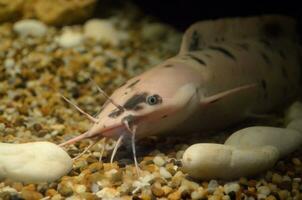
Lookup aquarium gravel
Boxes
[0,4,302,200]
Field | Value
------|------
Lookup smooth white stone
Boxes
[159,167,172,179]
[207,180,219,193]
[141,23,169,40]
[56,31,84,48]
[224,126,302,157]
[223,182,240,194]
[0,142,72,183]
[153,156,165,166]
[13,19,47,37]
[285,101,302,124]
[84,19,120,46]
[287,118,302,133]
[4,58,15,68]
[182,143,279,180]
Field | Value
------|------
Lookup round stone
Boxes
[56,31,84,48]
[0,142,72,183]
[13,19,47,37]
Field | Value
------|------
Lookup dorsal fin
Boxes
[179,15,299,54]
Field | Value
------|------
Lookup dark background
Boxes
[131,0,302,32]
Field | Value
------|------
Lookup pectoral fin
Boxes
[200,83,258,106]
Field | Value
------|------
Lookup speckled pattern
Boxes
[0,4,301,200]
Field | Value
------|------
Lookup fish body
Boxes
[62,15,302,144]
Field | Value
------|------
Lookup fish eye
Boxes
[146,94,162,105]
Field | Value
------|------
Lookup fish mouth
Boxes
[59,123,126,147]
[99,123,126,138]
[59,114,142,146]
[100,114,140,138]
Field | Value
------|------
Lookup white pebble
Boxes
[191,187,206,199]
[176,150,185,159]
[91,183,99,193]
[75,184,86,194]
[257,194,267,199]
[182,143,279,180]
[96,187,120,199]
[223,182,240,194]
[285,101,302,123]
[287,118,302,133]
[257,186,271,196]
[0,142,72,183]
[4,59,15,68]
[56,31,84,48]
[283,175,291,182]
[159,167,172,179]
[207,180,219,193]
[153,156,165,166]
[13,19,47,37]
[0,186,18,194]
[225,126,302,157]
[84,19,119,46]
[141,23,168,40]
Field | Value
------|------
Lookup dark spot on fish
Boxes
[164,64,174,68]
[189,30,200,51]
[121,114,136,124]
[119,80,128,88]
[103,125,106,128]
[263,22,283,38]
[124,92,128,95]
[261,79,268,99]
[133,105,143,111]
[126,79,140,88]
[108,108,124,118]
[208,45,236,61]
[260,52,271,65]
[261,79,267,90]
[280,65,288,79]
[123,93,148,110]
[278,50,286,59]
[236,43,249,50]
[208,98,220,104]
[162,115,168,119]
[187,54,207,65]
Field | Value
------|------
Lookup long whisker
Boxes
[72,138,100,160]
[124,120,140,175]
[110,135,124,163]
[60,94,98,123]
[89,78,124,111]
[59,131,90,147]
[99,137,107,162]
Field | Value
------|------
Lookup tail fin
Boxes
[180,15,299,53]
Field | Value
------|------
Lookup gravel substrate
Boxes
[0,4,302,200]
